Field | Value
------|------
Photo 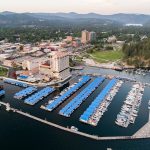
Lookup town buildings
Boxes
[0,30,96,83]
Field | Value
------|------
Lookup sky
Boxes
[0,0,150,14]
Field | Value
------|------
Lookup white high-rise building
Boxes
[39,51,71,80]
[50,51,70,80]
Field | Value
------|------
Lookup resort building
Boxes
[39,51,71,80]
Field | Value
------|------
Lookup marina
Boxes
[0,67,150,149]
[80,79,123,126]
[59,77,105,117]
[0,4,150,148]
[24,87,55,105]
[14,86,38,99]
[42,75,91,111]
[115,83,144,128]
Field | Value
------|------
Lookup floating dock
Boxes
[80,79,120,126]
[14,87,37,99]
[59,77,105,117]
[43,75,91,111]
[4,78,28,87]
[24,87,55,105]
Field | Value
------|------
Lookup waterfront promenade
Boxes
[0,101,150,141]
[1,76,72,88]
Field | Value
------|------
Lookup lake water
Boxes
[0,67,150,150]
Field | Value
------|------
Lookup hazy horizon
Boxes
[0,0,150,15]
[1,11,150,16]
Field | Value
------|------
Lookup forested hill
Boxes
[122,38,150,67]
[1,12,150,27]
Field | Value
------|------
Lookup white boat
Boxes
[70,126,78,131]
[148,100,150,109]
[148,100,150,106]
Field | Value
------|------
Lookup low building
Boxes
[39,61,51,76]
[116,41,125,45]
[23,44,32,52]
[72,39,81,47]
[140,35,148,41]
[22,57,49,73]
[0,54,11,61]
[3,60,14,67]
[66,36,73,42]
[107,36,117,43]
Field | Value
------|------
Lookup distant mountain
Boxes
[0,13,39,27]
[27,12,150,24]
[144,20,150,26]
[1,11,16,15]
[27,13,67,21]
[42,12,102,19]
[0,12,117,28]
[106,13,150,24]
[0,11,150,27]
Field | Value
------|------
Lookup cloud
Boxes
[0,0,150,14]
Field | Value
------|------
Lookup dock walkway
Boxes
[12,109,132,140]
[0,101,150,141]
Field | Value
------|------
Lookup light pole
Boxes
[149,109,150,122]
[148,100,150,122]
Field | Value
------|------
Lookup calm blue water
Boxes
[0,67,150,150]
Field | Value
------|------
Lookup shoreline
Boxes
[0,76,72,88]
[83,58,150,70]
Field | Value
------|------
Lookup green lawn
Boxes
[90,50,124,63]
[74,55,83,62]
[0,67,8,76]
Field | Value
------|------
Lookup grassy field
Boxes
[74,55,83,62]
[90,50,124,63]
[0,67,8,76]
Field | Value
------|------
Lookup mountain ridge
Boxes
[0,11,150,27]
